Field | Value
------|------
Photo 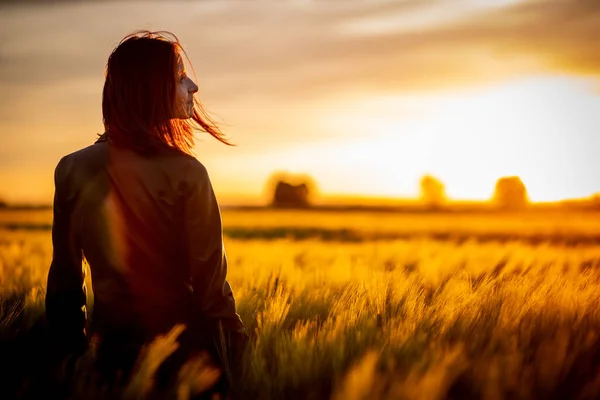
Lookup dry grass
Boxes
[1,211,600,399]
[2,208,600,240]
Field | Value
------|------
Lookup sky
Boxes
[1,0,599,205]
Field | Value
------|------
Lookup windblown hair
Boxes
[102,30,232,155]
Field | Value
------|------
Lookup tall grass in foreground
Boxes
[1,231,600,399]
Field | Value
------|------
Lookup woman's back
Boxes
[48,133,244,338]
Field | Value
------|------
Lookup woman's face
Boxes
[173,54,198,119]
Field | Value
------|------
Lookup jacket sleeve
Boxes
[45,156,88,355]
[183,162,245,334]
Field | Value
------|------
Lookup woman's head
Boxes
[102,30,231,155]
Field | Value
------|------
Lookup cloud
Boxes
[187,0,600,100]
[1,0,598,104]
[1,1,599,151]
[269,0,600,97]
[425,0,600,77]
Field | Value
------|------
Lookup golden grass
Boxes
[2,209,600,238]
[1,213,600,399]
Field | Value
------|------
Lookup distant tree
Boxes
[591,193,600,210]
[267,172,318,208]
[273,182,310,208]
[419,175,446,209]
[0,197,6,208]
[492,176,529,209]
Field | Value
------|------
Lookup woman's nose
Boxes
[189,81,198,94]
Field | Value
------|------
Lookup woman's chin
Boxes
[173,111,193,120]
[185,107,194,119]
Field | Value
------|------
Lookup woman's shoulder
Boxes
[56,135,109,170]
[56,133,212,191]
[177,155,212,194]
[181,155,208,177]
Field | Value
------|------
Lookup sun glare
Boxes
[317,75,600,202]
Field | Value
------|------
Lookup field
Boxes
[1,209,600,399]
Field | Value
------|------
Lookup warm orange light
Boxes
[299,75,600,203]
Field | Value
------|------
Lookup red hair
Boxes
[102,30,232,155]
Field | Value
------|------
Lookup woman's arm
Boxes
[45,155,88,356]
[182,161,245,334]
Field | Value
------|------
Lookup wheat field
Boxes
[1,210,600,399]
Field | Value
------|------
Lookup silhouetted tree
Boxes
[493,176,529,209]
[267,172,318,208]
[591,194,600,210]
[273,182,310,208]
[419,175,446,210]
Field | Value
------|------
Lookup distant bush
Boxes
[592,194,600,209]
[419,175,446,210]
[493,176,529,209]
[273,181,310,208]
[266,172,318,208]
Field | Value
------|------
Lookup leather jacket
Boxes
[45,133,245,352]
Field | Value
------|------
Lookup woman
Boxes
[44,30,247,397]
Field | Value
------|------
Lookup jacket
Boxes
[45,132,245,352]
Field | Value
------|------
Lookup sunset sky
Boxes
[1,0,599,205]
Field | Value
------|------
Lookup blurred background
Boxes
[0,0,599,209]
[2,3,600,399]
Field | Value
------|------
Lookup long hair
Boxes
[102,30,232,155]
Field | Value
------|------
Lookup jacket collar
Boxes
[95,132,108,144]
